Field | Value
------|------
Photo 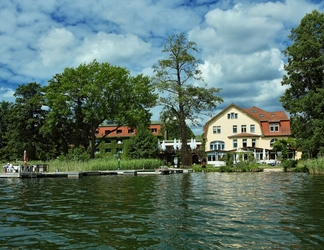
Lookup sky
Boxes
[0,0,323,135]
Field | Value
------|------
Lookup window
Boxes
[228,112,238,119]
[270,138,277,147]
[105,130,111,135]
[95,148,100,154]
[95,130,99,134]
[105,138,111,144]
[233,125,237,133]
[210,141,225,150]
[128,129,134,134]
[270,123,279,132]
[241,125,246,133]
[105,148,111,153]
[116,130,122,134]
[208,153,216,162]
[250,124,255,133]
[151,128,157,133]
[252,139,256,147]
[233,139,237,148]
[213,126,221,134]
[242,139,247,147]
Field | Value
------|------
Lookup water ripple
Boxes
[0,173,324,249]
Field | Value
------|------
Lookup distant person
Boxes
[3,163,9,173]
[201,159,207,168]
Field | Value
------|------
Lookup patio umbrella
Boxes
[190,138,194,150]
[177,139,182,150]
[161,140,166,151]
[24,150,27,165]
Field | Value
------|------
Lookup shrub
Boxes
[282,159,298,172]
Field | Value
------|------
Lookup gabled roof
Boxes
[242,106,289,122]
[204,103,290,136]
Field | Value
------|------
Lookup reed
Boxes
[298,158,324,174]
[28,158,164,172]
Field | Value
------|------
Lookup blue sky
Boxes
[0,0,323,135]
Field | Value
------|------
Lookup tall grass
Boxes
[6,158,164,172]
[297,158,324,174]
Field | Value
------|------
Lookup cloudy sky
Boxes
[0,0,323,135]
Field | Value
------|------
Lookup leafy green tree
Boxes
[280,10,324,158]
[44,60,157,159]
[0,101,13,154]
[1,82,49,161]
[160,113,194,140]
[126,124,159,159]
[272,138,296,160]
[153,33,223,166]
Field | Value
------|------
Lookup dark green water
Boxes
[0,172,324,249]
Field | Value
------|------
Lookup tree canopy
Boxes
[280,10,324,158]
[153,33,223,166]
[43,60,157,159]
[126,123,159,159]
[0,82,50,161]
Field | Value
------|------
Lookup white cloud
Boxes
[39,28,77,68]
[74,33,152,67]
[0,0,323,134]
[0,87,15,102]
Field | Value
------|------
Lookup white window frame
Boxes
[233,125,237,133]
[213,126,221,134]
[270,123,279,132]
[250,124,255,133]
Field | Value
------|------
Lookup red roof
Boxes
[204,103,291,137]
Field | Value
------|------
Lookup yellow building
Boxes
[203,103,292,165]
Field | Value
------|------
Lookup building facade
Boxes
[95,121,202,165]
[94,122,162,156]
[204,103,292,165]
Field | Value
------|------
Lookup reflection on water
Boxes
[0,172,324,249]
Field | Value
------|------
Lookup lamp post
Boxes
[173,138,181,168]
[117,140,122,170]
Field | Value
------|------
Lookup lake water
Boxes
[0,172,324,249]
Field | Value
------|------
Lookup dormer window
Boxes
[270,123,279,132]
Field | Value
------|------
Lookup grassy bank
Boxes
[296,158,324,174]
[192,163,265,172]
[3,158,164,172]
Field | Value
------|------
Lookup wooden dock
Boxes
[0,168,192,179]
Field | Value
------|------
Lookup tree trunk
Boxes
[179,115,190,167]
[90,128,96,159]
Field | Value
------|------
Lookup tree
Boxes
[160,113,195,140]
[0,101,13,159]
[280,10,324,158]
[44,60,157,159]
[272,138,296,160]
[126,123,159,159]
[0,101,13,144]
[153,33,223,167]
[1,82,49,161]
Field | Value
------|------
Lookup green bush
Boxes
[282,159,298,172]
